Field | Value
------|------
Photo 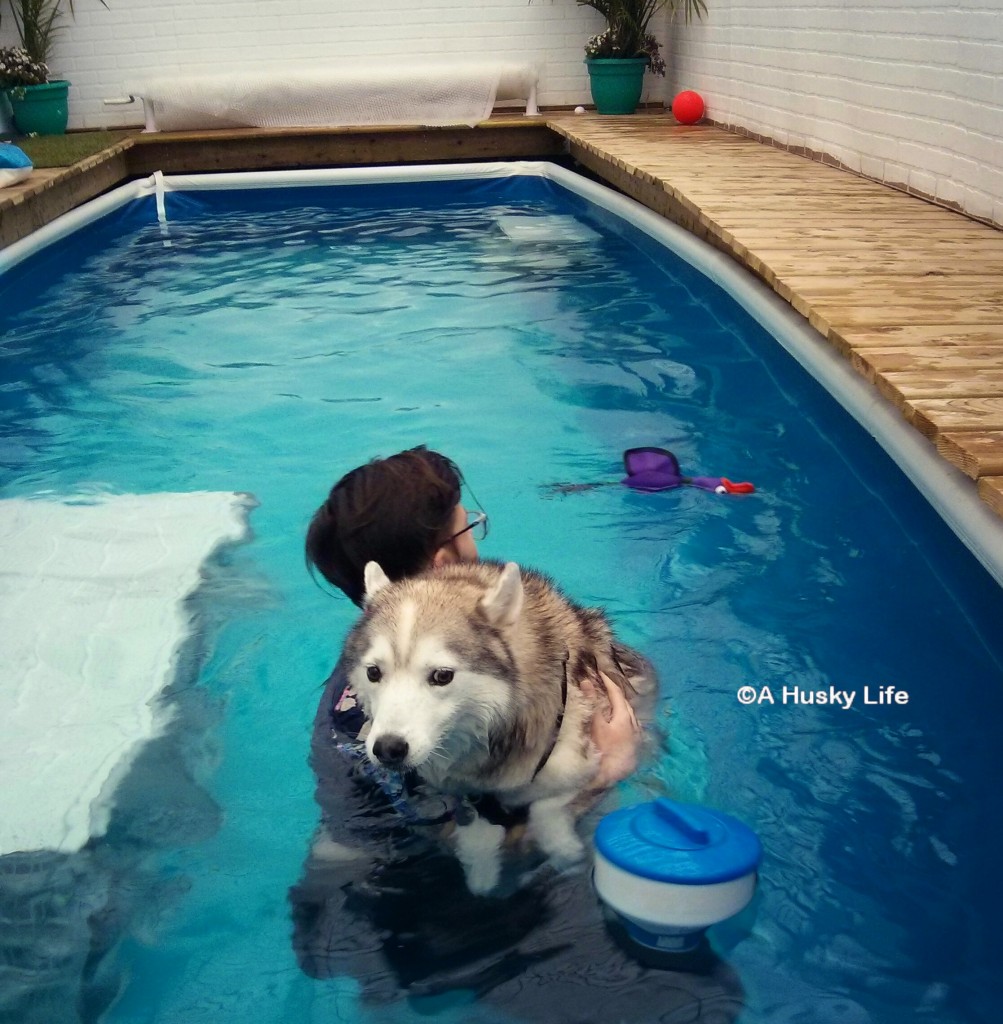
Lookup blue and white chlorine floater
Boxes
[593,797,762,953]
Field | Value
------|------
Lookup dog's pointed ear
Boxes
[480,562,524,627]
[363,562,391,604]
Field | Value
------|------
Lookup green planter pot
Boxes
[585,58,648,115]
[10,80,70,136]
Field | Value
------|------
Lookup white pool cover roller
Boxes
[127,63,538,132]
[0,491,254,855]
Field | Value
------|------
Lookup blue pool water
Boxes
[2,168,1002,1024]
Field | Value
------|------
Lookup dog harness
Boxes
[530,652,569,781]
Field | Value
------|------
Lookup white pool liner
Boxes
[3,161,1002,590]
[0,491,254,855]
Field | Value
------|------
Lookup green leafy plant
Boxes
[578,0,707,74]
[5,0,108,67]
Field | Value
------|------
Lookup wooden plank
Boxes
[700,202,953,222]
[878,370,1003,404]
[743,248,1003,278]
[779,275,1003,304]
[907,398,1003,437]
[804,300,1003,329]
[712,210,978,228]
[977,477,1003,519]
[685,183,896,198]
[0,150,131,250]
[779,277,1003,326]
[127,123,563,175]
[937,432,1003,480]
[830,325,1003,353]
[730,225,1003,245]
[681,189,915,209]
[851,346,1003,380]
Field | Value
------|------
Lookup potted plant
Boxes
[578,0,707,114]
[2,0,107,135]
[0,45,64,134]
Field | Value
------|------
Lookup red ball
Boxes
[672,90,705,125]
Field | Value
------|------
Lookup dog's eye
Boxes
[429,668,454,686]
[366,665,382,683]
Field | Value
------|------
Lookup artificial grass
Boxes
[9,130,134,168]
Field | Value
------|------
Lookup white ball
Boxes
[574,105,586,114]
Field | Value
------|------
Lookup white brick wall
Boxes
[0,0,662,130]
[670,0,1003,226]
[3,1,999,226]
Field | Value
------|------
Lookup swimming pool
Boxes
[1,162,1002,1024]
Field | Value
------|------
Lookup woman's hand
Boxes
[583,670,641,789]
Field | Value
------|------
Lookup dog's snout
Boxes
[373,734,409,767]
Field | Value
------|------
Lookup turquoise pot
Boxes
[10,80,70,136]
[0,90,14,135]
[585,58,648,115]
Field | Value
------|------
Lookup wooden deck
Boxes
[547,114,1003,522]
[2,113,1003,523]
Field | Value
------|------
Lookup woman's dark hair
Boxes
[305,446,463,606]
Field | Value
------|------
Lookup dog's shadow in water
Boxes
[290,843,746,1024]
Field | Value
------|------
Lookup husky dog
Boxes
[340,559,656,894]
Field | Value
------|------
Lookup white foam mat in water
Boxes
[496,215,601,244]
[0,491,254,855]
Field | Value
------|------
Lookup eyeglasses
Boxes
[447,509,489,544]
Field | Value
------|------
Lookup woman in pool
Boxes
[291,447,742,1018]
[304,444,640,789]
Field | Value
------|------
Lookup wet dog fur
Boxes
[339,559,656,894]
